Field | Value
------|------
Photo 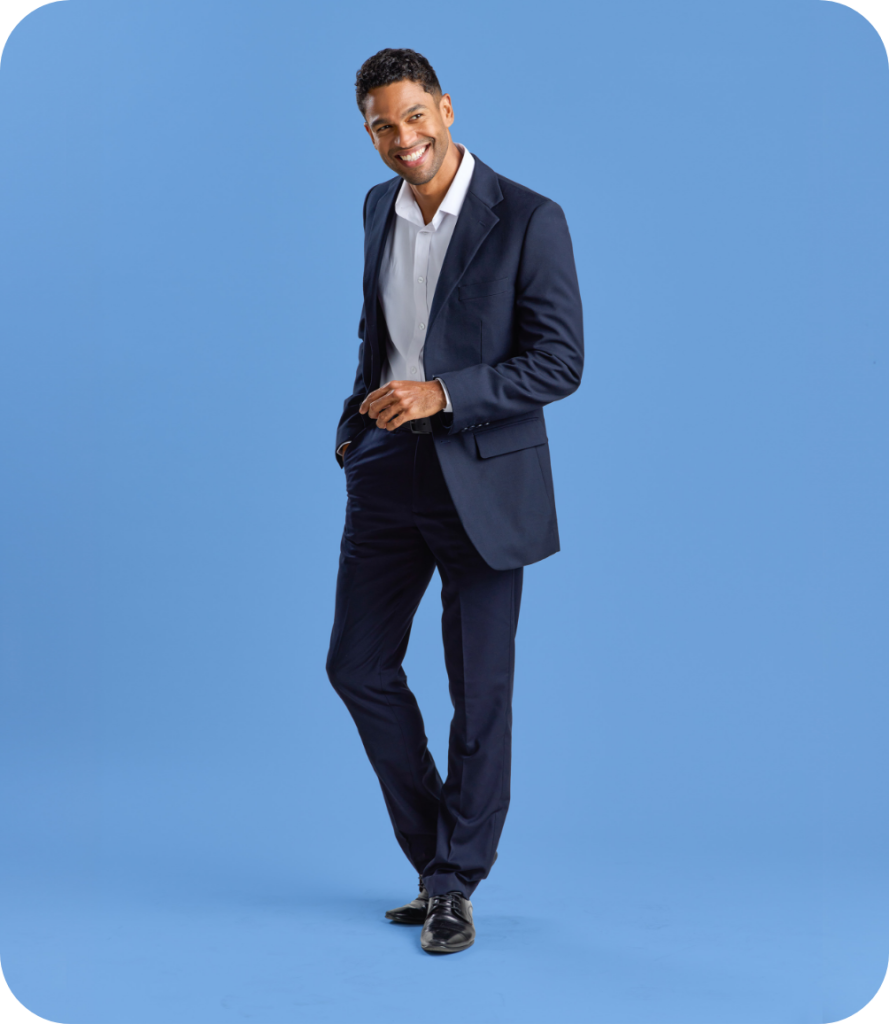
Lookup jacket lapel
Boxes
[362,177,400,386]
[427,156,503,334]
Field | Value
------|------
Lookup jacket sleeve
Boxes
[434,199,584,434]
[334,189,374,467]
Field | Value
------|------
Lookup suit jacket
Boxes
[335,155,584,571]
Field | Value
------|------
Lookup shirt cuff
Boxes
[336,441,350,457]
[434,377,453,414]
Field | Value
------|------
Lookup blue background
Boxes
[1,1,888,1021]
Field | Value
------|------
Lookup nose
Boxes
[395,127,424,152]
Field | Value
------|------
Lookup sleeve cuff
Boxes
[434,377,453,414]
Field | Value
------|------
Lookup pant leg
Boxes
[325,426,442,873]
[411,433,524,898]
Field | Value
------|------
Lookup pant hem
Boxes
[423,871,473,898]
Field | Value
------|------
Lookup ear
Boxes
[439,92,454,129]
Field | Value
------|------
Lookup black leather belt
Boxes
[390,416,434,435]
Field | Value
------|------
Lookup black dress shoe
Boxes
[420,890,475,953]
[385,874,429,924]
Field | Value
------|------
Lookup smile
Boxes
[396,143,430,166]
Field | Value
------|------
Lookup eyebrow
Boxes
[369,103,426,128]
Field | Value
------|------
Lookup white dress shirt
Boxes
[378,143,475,413]
[339,144,474,456]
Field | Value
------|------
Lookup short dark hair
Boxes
[355,48,441,117]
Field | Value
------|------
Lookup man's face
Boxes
[363,79,454,186]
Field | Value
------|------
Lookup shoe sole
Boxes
[385,915,426,924]
[421,938,475,954]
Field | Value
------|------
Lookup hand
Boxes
[359,379,447,430]
[340,442,351,458]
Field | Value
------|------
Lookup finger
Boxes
[373,390,400,411]
[370,404,392,424]
[373,389,406,421]
[359,386,391,415]
[386,396,418,429]
[377,400,404,427]
[387,410,411,430]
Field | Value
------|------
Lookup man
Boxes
[326,48,583,954]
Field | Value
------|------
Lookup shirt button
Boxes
[418,277,424,283]
[419,323,425,330]
[410,366,418,374]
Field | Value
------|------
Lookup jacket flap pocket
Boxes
[475,417,548,458]
[458,276,513,301]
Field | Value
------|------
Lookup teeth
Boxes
[402,145,427,163]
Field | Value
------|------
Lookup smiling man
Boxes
[325,48,584,955]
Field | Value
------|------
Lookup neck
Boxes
[408,139,463,225]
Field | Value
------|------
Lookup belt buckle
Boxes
[410,417,432,434]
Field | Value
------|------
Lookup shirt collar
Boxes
[393,143,475,230]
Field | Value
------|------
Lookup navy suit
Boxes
[327,155,583,897]
[335,155,584,570]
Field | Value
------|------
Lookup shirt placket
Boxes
[408,226,433,380]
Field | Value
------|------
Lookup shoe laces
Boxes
[428,890,465,916]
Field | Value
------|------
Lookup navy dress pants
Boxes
[325,420,523,898]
